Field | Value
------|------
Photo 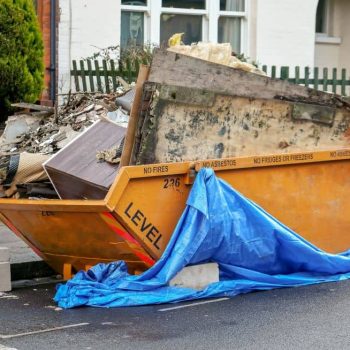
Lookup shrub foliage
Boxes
[0,0,44,119]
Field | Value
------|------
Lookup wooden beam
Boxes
[149,49,346,108]
[11,102,54,112]
[120,65,150,167]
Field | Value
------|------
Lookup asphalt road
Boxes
[1,280,350,350]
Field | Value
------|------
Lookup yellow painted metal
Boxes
[0,201,154,279]
[1,148,350,278]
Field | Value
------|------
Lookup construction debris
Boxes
[44,119,126,200]
[1,91,128,155]
[2,114,42,145]
[96,137,125,164]
[115,88,135,113]
[169,263,219,290]
[0,89,130,198]
[16,182,57,199]
[1,42,350,283]
[11,102,54,113]
[2,44,349,202]
[106,108,129,128]
[130,49,350,165]
[0,152,50,197]
[168,41,266,75]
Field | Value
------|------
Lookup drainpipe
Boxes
[50,0,56,103]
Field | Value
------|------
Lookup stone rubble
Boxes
[0,91,128,155]
[0,90,130,198]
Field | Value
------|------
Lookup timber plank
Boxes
[11,103,54,112]
[149,50,346,107]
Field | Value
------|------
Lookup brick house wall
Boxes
[35,0,58,106]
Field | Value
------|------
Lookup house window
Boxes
[220,0,245,11]
[316,0,328,34]
[160,14,202,45]
[218,17,241,54]
[122,0,147,5]
[162,0,205,10]
[159,0,207,46]
[120,0,247,54]
[121,1,147,48]
[218,0,245,53]
[121,11,144,47]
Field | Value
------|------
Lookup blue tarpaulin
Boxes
[55,168,350,308]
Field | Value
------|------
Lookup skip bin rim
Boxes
[0,147,349,211]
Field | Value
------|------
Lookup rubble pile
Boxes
[167,38,266,76]
[58,93,121,129]
[0,90,130,198]
[96,137,125,164]
[0,92,126,155]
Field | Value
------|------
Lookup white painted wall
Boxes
[58,0,121,97]
[255,0,319,70]
[58,0,71,96]
[315,0,350,73]
[315,43,340,69]
[58,0,347,98]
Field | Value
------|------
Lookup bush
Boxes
[85,44,154,83]
[0,0,44,119]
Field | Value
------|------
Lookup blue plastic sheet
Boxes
[55,168,350,308]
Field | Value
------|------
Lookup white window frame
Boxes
[217,1,248,54]
[120,2,151,45]
[119,0,248,55]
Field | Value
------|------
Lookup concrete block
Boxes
[2,115,41,144]
[0,247,10,262]
[0,262,11,292]
[169,263,219,290]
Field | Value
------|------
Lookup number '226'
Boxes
[163,177,180,189]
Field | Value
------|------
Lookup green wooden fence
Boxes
[71,60,350,96]
[70,58,143,94]
[262,65,350,96]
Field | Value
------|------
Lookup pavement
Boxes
[0,279,350,350]
[0,223,55,280]
[0,223,40,264]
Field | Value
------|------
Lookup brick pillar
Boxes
[36,0,55,106]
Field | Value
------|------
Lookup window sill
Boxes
[315,35,342,45]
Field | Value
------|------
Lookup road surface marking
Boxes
[158,298,229,312]
[0,323,89,339]
[0,293,18,300]
[0,345,17,350]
